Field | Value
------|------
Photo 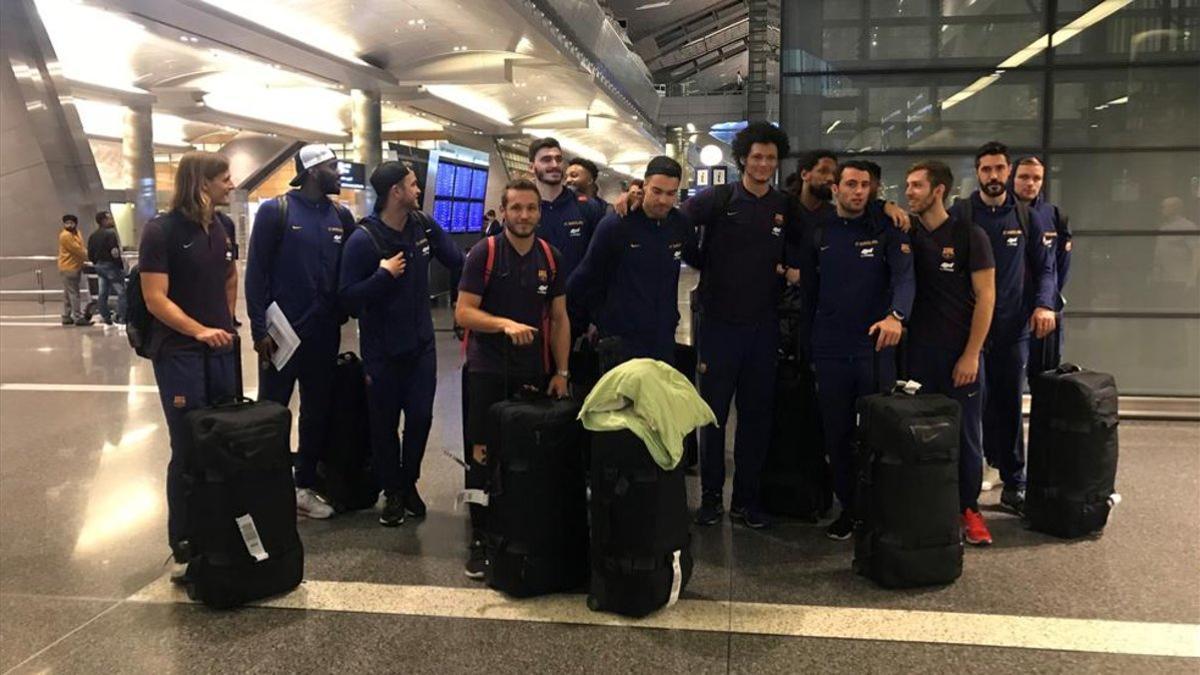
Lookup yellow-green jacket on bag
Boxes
[578,358,716,470]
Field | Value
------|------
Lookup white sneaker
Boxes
[169,562,189,584]
[981,465,1002,492]
[296,488,334,519]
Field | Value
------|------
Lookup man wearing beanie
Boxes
[245,144,356,519]
[567,156,695,367]
[339,161,464,527]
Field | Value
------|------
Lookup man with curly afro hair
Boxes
[678,121,802,531]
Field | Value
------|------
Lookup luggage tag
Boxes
[893,380,922,395]
[235,514,269,562]
[456,489,489,510]
[666,550,683,609]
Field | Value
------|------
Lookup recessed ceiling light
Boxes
[636,1,672,10]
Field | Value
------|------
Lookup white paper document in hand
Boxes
[265,301,300,370]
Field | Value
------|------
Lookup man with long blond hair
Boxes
[138,151,239,582]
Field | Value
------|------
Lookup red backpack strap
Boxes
[462,234,501,361]
[536,237,557,373]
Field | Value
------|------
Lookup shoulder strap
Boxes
[274,195,289,247]
[335,203,355,230]
[482,234,497,288]
[537,237,556,281]
[1015,200,1031,238]
[358,220,387,257]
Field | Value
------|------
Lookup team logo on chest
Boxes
[772,213,784,237]
[566,220,583,237]
[1003,228,1022,247]
[856,239,879,258]
[940,247,956,272]
[329,226,343,244]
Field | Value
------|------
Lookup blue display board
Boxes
[470,168,489,201]
[433,158,490,233]
[433,200,453,230]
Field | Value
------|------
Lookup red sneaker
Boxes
[961,507,993,546]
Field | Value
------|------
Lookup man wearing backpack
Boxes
[949,142,1058,516]
[455,178,571,579]
[905,160,997,545]
[1011,156,1072,388]
[339,161,463,527]
[245,144,355,520]
[566,156,693,367]
[803,160,915,541]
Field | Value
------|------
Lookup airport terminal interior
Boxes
[0,0,1198,672]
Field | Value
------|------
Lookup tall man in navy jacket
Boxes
[949,142,1058,514]
[245,144,354,520]
[567,156,693,366]
[1011,156,1072,384]
[804,160,915,540]
[528,138,606,282]
[339,162,464,527]
[683,122,800,530]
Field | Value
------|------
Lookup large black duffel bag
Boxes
[853,384,962,589]
[182,344,303,609]
[1026,363,1120,538]
[588,429,692,617]
[485,396,589,598]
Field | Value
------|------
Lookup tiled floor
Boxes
[1,301,1197,674]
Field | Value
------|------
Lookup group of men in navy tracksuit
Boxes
[146,131,1070,579]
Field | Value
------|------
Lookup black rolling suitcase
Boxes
[315,352,378,512]
[761,359,832,521]
[761,285,830,520]
[673,342,699,470]
[853,383,962,588]
[182,342,303,609]
[1026,363,1120,538]
[588,430,693,617]
[485,396,589,597]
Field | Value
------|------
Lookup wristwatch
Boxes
[556,370,571,380]
[890,309,906,323]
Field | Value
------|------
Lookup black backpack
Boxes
[125,214,172,359]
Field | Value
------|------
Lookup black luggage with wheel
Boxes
[485,396,589,597]
[1026,363,1120,538]
[853,385,962,589]
[761,359,832,521]
[182,343,303,609]
[761,285,830,520]
[315,352,378,512]
[587,430,693,617]
[673,342,699,470]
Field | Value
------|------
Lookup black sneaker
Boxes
[1000,486,1026,515]
[732,505,771,530]
[403,487,427,518]
[379,491,405,527]
[694,496,725,526]
[826,511,854,541]
[464,540,487,580]
[74,317,92,326]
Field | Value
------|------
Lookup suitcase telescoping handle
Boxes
[870,328,909,394]
[201,333,246,405]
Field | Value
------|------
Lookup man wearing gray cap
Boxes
[245,144,357,519]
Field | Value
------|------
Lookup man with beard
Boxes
[245,144,357,519]
[455,178,571,579]
[803,161,914,540]
[340,162,464,527]
[566,156,609,212]
[949,141,1057,516]
[527,138,606,281]
[567,156,694,366]
[904,160,996,545]
[1011,156,1071,391]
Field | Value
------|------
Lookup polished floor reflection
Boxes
[1,300,1197,673]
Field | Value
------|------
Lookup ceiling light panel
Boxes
[198,0,368,65]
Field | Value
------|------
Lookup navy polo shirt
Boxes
[908,215,996,352]
[138,209,235,356]
[806,211,915,359]
[681,182,798,325]
[459,234,566,377]
[536,186,605,282]
[339,212,464,363]
[566,208,695,361]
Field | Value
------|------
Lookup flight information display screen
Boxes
[433,158,489,233]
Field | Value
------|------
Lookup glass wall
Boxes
[782,0,1200,396]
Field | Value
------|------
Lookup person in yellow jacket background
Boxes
[57,214,90,326]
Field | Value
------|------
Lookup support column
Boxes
[746,0,777,123]
[122,104,155,242]
[667,126,693,190]
[351,89,382,215]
